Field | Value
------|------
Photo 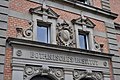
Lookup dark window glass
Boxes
[80,77,94,80]
[37,25,50,43]
[30,75,53,80]
[78,0,86,3]
[79,32,88,49]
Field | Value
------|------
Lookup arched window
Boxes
[30,75,54,80]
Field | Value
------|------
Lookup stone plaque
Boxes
[13,46,109,68]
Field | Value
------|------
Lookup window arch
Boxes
[30,75,55,80]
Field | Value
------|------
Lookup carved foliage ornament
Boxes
[56,20,75,47]
[16,21,33,39]
[73,70,103,80]
[24,65,64,80]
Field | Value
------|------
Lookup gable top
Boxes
[71,16,96,28]
[29,6,59,18]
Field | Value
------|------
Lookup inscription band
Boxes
[30,52,98,66]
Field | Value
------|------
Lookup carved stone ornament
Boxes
[24,65,64,80]
[71,16,96,28]
[73,70,103,80]
[29,6,59,19]
[16,50,22,56]
[16,21,33,40]
[94,37,104,52]
[56,20,75,47]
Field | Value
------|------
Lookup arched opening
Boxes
[80,77,95,80]
[30,75,55,80]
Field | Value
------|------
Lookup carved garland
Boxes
[24,65,64,80]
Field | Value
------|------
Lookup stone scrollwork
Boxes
[94,37,104,52]
[24,65,64,80]
[25,66,34,75]
[73,70,103,80]
[50,68,63,79]
[16,21,33,40]
[16,50,22,56]
[56,20,75,47]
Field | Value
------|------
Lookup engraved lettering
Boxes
[30,51,99,66]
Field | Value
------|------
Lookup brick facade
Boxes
[92,0,102,8]
[4,48,12,80]
[10,0,40,13]
[7,17,29,38]
[2,0,120,80]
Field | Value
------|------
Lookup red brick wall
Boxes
[92,0,102,9]
[94,36,109,53]
[10,0,40,13]
[90,18,106,32]
[116,34,120,54]
[110,0,120,23]
[116,34,120,43]
[90,18,108,53]
[52,8,80,21]
[7,17,29,38]
[4,48,12,80]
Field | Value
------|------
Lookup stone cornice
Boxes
[7,37,114,58]
[28,0,118,19]
[62,0,118,19]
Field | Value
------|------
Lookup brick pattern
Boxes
[111,0,120,56]
[116,34,120,43]
[94,36,109,53]
[92,0,102,9]
[4,48,12,80]
[10,0,40,13]
[116,34,120,55]
[90,18,106,32]
[109,59,114,80]
[52,8,80,21]
[7,17,29,38]
[110,0,120,23]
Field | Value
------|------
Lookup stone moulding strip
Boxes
[27,0,118,19]
[7,37,114,58]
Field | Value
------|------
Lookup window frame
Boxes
[78,30,89,49]
[75,25,94,50]
[32,14,57,44]
[37,22,51,43]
